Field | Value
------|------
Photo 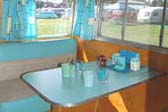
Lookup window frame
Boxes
[95,0,168,53]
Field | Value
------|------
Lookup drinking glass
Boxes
[97,67,109,83]
[83,70,95,87]
[61,63,71,78]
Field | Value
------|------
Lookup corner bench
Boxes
[0,38,77,112]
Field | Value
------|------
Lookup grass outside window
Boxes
[163,26,168,47]
[101,21,167,46]
[37,18,72,37]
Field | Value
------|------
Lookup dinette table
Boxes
[21,62,163,112]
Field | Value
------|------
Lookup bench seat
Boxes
[0,38,77,112]
[0,54,75,103]
[0,78,35,102]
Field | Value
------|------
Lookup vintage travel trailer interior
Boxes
[0,0,168,112]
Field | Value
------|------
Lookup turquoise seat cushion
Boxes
[0,96,50,112]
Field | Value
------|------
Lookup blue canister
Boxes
[113,56,126,71]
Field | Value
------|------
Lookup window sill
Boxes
[38,36,71,42]
[38,34,70,38]
[0,36,71,43]
[95,36,168,54]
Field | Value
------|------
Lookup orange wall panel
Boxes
[146,75,168,112]
[77,38,168,112]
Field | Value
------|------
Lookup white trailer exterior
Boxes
[137,7,168,24]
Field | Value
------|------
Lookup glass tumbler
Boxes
[97,67,109,83]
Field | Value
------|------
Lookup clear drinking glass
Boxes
[83,70,95,87]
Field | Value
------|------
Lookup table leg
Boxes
[58,107,62,112]
[94,98,100,112]
[50,105,53,112]
[50,105,62,112]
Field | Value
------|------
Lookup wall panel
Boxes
[77,38,168,112]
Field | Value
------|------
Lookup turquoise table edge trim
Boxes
[0,38,77,62]
[0,96,50,112]
[21,62,165,108]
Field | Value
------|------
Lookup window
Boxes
[163,1,168,48]
[125,1,161,46]
[100,0,123,39]
[144,12,150,17]
[152,12,159,16]
[0,0,2,37]
[98,0,168,49]
[36,0,73,38]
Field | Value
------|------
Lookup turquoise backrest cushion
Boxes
[0,38,77,62]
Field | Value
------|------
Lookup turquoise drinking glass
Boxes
[97,67,109,83]
[61,63,71,78]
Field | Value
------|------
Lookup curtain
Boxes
[73,0,95,40]
[0,0,37,40]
